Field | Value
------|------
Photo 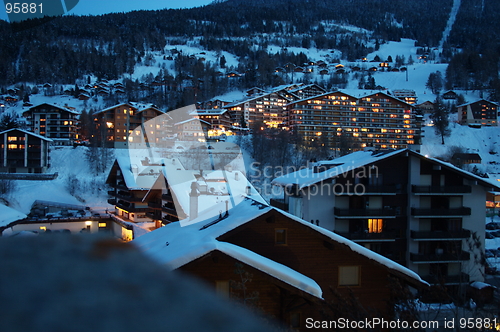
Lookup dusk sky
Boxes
[1,0,214,22]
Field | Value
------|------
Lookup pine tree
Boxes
[430,97,450,145]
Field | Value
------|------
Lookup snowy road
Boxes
[439,0,461,49]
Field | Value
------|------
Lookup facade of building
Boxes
[172,118,211,141]
[23,103,79,146]
[94,103,164,148]
[272,149,498,287]
[224,89,292,128]
[391,89,418,104]
[287,91,421,151]
[0,128,51,173]
[135,198,427,331]
[106,157,163,232]
[457,100,498,126]
[191,109,233,137]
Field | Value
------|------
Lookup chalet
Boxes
[191,109,233,137]
[197,99,231,110]
[142,147,260,228]
[106,155,164,240]
[0,129,52,174]
[319,69,329,75]
[415,100,435,114]
[442,90,458,100]
[457,99,498,127]
[134,198,427,331]
[173,118,211,142]
[272,148,500,289]
[392,89,418,104]
[93,103,164,148]
[23,103,79,146]
[452,153,482,165]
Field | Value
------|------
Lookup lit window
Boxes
[368,219,383,233]
[275,228,287,245]
[339,266,360,286]
[98,223,106,228]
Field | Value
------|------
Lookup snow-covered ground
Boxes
[4,146,113,214]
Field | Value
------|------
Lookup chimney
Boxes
[245,186,251,196]
[225,200,229,217]
[235,172,239,181]
[189,182,199,220]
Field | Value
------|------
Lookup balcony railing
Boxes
[335,230,399,241]
[410,251,470,263]
[148,202,162,209]
[411,207,471,217]
[421,273,470,285]
[334,207,397,218]
[411,229,471,240]
[270,198,288,210]
[162,205,177,216]
[412,185,472,194]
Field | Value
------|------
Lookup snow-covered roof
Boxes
[174,118,211,126]
[470,281,495,290]
[0,128,52,142]
[457,99,498,108]
[224,89,293,108]
[113,152,163,190]
[134,198,427,298]
[133,199,322,298]
[272,149,402,189]
[0,204,27,228]
[95,103,136,115]
[273,149,500,191]
[27,103,79,115]
[160,164,265,221]
[190,109,229,116]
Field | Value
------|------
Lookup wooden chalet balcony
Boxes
[411,207,471,217]
[410,251,470,263]
[333,207,397,218]
[146,211,161,220]
[412,185,471,195]
[107,198,116,205]
[335,230,399,241]
[148,202,162,209]
[110,181,128,190]
[115,200,148,213]
[107,190,116,196]
[162,194,174,202]
[162,204,177,216]
[411,229,471,240]
[422,273,470,285]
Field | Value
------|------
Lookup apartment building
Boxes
[23,103,79,146]
[457,99,498,127]
[272,148,499,287]
[0,128,51,173]
[287,90,421,151]
[94,103,164,148]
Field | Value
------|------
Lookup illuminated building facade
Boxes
[23,103,79,146]
[287,91,421,151]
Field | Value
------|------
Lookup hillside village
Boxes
[2,3,500,327]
